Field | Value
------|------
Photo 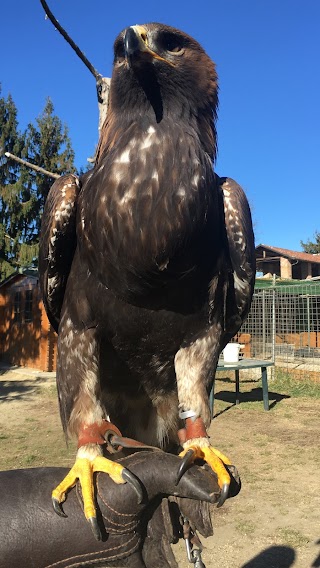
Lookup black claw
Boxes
[175,449,195,486]
[217,482,229,508]
[88,516,102,541]
[122,468,144,504]
[52,497,67,518]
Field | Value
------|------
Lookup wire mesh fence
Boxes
[234,280,320,378]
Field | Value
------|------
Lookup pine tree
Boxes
[0,95,75,279]
[23,98,75,228]
[301,231,320,254]
[0,87,24,278]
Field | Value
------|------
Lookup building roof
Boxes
[256,244,320,265]
[0,268,38,288]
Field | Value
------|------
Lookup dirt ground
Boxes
[0,364,320,568]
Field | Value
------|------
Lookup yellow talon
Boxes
[179,444,231,490]
[52,456,126,520]
[92,456,125,484]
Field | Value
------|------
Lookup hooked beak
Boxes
[124,25,173,67]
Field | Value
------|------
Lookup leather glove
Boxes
[0,450,240,568]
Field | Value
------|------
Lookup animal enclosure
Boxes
[236,279,320,379]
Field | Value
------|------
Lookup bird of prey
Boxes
[39,22,255,539]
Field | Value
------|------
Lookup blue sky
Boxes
[1,0,319,251]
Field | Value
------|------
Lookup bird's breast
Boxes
[79,125,219,305]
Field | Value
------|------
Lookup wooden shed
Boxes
[0,270,57,371]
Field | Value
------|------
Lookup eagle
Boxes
[39,23,255,540]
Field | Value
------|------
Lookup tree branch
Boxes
[39,1,112,162]
[39,0,102,81]
[4,152,60,179]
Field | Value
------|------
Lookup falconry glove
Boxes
[0,450,240,568]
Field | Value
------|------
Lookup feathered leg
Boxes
[174,327,232,506]
[52,307,142,539]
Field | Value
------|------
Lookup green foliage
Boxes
[272,368,320,398]
[0,88,22,278]
[300,231,320,254]
[0,90,75,279]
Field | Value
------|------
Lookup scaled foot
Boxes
[51,421,143,540]
[177,417,231,507]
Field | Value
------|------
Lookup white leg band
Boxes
[179,409,198,420]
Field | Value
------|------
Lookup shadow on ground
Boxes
[312,539,320,567]
[212,386,291,418]
[241,545,295,567]
[0,375,54,403]
[215,387,290,408]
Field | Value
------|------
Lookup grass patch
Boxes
[276,527,310,547]
[25,454,37,465]
[240,466,260,485]
[235,520,256,535]
[215,369,320,403]
[38,384,57,398]
[271,370,320,398]
[234,401,264,411]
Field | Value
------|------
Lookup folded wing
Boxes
[39,174,80,332]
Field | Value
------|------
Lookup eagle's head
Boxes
[103,23,218,159]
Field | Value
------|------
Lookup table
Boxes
[210,358,274,415]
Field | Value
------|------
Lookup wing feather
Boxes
[219,175,255,321]
[39,174,80,332]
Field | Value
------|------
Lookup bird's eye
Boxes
[164,35,184,55]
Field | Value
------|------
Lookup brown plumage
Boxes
[39,23,255,538]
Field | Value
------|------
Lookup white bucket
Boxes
[223,343,242,364]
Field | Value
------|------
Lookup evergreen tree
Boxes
[0,88,24,278]
[301,231,320,254]
[23,98,75,228]
[0,95,75,279]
